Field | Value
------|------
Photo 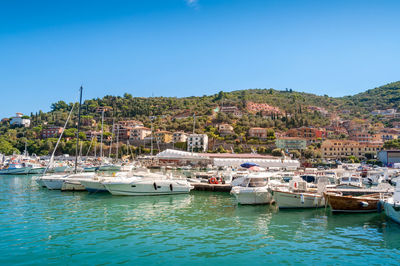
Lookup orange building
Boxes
[286,127,327,143]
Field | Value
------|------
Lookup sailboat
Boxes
[38,86,94,190]
[97,117,121,172]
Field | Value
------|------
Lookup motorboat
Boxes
[103,172,193,196]
[80,171,136,193]
[362,169,386,186]
[230,172,276,205]
[0,163,32,175]
[322,170,338,184]
[380,181,400,224]
[41,172,96,190]
[336,174,363,189]
[324,192,387,213]
[272,177,329,209]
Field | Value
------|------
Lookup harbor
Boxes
[1,173,400,265]
[2,1,400,264]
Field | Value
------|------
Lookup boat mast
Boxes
[44,103,76,174]
[109,118,115,159]
[74,86,83,174]
[116,126,120,161]
[191,113,196,154]
[100,109,104,159]
[150,119,153,156]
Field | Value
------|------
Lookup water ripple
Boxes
[0,176,399,265]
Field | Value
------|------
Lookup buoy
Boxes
[209,177,218,184]
[170,184,173,191]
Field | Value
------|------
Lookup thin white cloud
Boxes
[185,0,199,8]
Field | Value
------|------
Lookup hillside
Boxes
[1,81,399,156]
[341,81,400,112]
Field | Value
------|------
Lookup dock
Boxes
[192,183,232,192]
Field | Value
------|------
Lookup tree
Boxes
[51,100,69,111]
[0,137,19,155]
[272,148,282,157]
[216,145,227,153]
[289,150,301,159]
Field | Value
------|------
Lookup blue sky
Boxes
[1,0,400,118]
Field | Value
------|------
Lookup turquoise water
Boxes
[1,175,400,265]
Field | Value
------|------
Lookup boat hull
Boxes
[61,181,86,191]
[273,190,325,209]
[34,177,47,188]
[104,180,192,196]
[43,179,65,190]
[382,201,400,224]
[325,193,379,213]
[80,180,108,193]
[0,167,32,175]
[231,188,273,205]
[83,167,98,172]
[98,165,121,172]
[29,168,46,174]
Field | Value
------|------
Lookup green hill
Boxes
[1,81,399,156]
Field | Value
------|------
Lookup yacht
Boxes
[230,172,279,205]
[103,172,193,196]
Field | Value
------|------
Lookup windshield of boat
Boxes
[247,178,268,187]
[350,177,360,182]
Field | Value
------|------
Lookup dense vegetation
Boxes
[0,81,399,156]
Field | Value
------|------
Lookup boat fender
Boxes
[360,201,369,208]
[300,194,305,204]
[153,182,157,190]
[170,184,173,191]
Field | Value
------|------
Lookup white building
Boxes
[130,127,152,141]
[173,131,188,143]
[10,113,30,127]
[187,134,208,152]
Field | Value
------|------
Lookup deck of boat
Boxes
[326,188,393,196]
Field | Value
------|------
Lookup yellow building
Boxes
[154,130,173,144]
[320,140,383,159]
